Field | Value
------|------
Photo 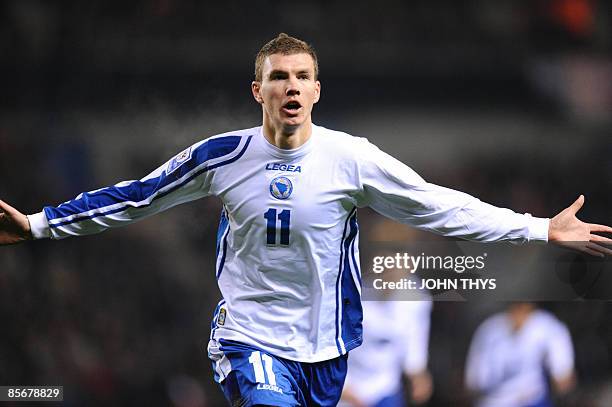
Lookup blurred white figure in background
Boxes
[341,297,433,407]
[465,302,576,407]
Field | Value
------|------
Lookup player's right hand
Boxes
[0,200,32,245]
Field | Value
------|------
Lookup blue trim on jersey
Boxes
[216,208,229,257]
[335,207,357,355]
[340,211,363,350]
[45,135,252,228]
[349,214,362,286]
[216,210,230,279]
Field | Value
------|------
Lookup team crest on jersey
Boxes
[269,176,293,200]
[167,146,193,175]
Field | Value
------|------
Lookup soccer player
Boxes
[465,303,576,407]
[340,298,433,407]
[0,33,610,406]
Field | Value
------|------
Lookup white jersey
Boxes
[342,299,432,406]
[465,309,575,407]
[28,124,549,371]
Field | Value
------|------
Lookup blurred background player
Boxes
[465,302,576,407]
[340,298,433,407]
[340,220,434,407]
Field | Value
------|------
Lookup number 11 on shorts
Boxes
[248,351,276,386]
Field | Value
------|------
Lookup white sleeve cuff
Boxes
[527,215,549,242]
[27,211,51,239]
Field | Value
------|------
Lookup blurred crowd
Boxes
[1,0,611,406]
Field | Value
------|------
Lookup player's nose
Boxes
[286,87,300,96]
[286,77,300,96]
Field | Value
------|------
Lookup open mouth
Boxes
[283,101,302,115]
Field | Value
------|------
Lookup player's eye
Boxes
[270,72,287,80]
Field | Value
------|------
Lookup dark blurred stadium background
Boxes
[0,1,611,406]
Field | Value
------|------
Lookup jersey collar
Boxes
[257,125,317,159]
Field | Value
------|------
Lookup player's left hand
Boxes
[548,195,612,257]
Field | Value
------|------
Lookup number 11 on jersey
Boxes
[264,208,291,245]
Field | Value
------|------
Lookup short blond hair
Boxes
[254,33,319,82]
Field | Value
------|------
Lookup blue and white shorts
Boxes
[210,339,348,407]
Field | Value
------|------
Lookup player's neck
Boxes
[262,119,312,150]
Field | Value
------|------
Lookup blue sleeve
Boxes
[41,135,251,239]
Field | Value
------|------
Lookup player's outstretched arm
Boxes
[548,195,612,257]
[0,200,32,245]
[1,135,246,241]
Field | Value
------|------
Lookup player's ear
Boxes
[313,80,321,104]
[252,81,263,104]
